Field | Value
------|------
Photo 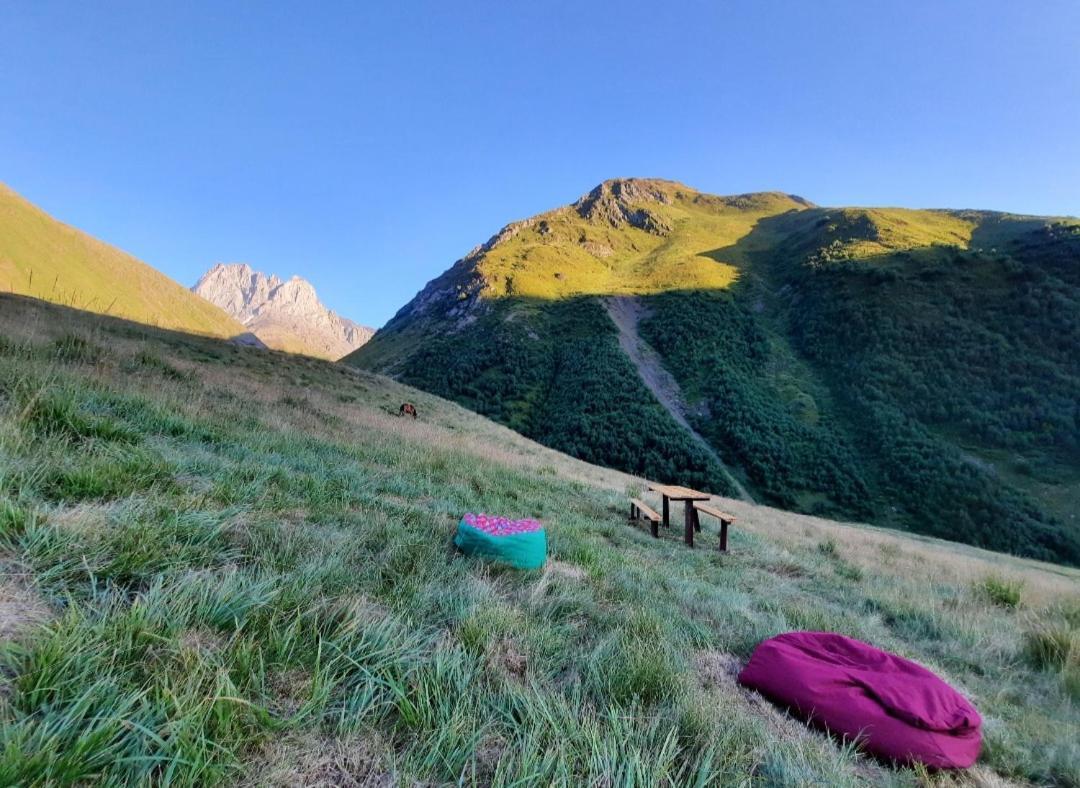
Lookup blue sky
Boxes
[2,1,1078,327]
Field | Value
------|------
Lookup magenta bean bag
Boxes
[738,632,981,768]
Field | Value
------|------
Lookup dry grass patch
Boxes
[0,559,51,643]
[240,731,394,787]
[693,650,812,743]
[712,495,1079,606]
[177,626,227,658]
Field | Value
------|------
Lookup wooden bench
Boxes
[694,502,736,552]
[629,498,662,538]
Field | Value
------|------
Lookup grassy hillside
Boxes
[0,183,246,338]
[446,182,808,301]
[349,180,1080,566]
[1,294,1078,785]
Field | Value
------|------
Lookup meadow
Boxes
[1,294,1078,786]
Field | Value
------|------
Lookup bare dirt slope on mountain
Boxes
[603,295,753,502]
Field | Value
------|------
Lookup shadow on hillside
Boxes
[0,293,340,364]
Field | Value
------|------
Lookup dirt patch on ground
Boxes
[549,560,586,581]
[473,733,508,782]
[488,637,528,682]
[178,626,227,657]
[265,667,313,718]
[241,732,394,787]
[0,560,51,643]
[694,650,817,742]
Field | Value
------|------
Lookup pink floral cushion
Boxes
[462,513,543,536]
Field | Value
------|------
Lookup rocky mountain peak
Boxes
[192,263,374,360]
[572,178,685,234]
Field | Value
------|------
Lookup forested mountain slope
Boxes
[348,179,1080,564]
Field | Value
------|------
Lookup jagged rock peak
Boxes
[193,263,282,323]
[192,263,374,361]
[572,178,689,234]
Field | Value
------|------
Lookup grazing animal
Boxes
[399,402,418,419]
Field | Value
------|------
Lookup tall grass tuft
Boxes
[977,574,1024,608]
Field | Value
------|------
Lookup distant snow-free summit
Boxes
[193,263,374,360]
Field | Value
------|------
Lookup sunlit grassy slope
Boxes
[468,183,808,300]
[0,183,246,338]
[1,294,1078,786]
[350,180,1080,566]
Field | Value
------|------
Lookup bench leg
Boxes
[662,497,670,528]
[719,520,729,552]
[650,519,659,539]
[694,505,702,533]
[629,503,637,522]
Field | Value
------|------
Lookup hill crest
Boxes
[0,182,246,338]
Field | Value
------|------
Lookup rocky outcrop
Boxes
[572,179,676,234]
[192,264,374,360]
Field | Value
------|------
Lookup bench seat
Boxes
[629,497,661,538]
[693,502,736,552]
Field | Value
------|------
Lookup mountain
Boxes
[0,182,247,339]
[192,263,374,360]
[347,178,1080,565]
[2,292,1077,785]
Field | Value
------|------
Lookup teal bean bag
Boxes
[454,513,547,570]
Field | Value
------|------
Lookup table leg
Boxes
[684,503,696,548]
[662,497,670,528]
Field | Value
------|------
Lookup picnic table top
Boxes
[647,483,711,501]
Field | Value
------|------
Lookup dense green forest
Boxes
[638,218,1080,563]
[637,290,871,518]
[778,223,1080,563]
[394,298,735,496]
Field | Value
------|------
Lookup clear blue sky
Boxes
[2,1,1078,327]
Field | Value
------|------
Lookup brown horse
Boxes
[399,403,418,419]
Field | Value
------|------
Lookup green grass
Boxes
[976,575,1023,608]
[2,294,1079,785]
[430,182,803,303]
[0,182,245,338]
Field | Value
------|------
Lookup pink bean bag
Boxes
[738,632,981,768]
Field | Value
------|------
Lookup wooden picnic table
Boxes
[647,483,711,547]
